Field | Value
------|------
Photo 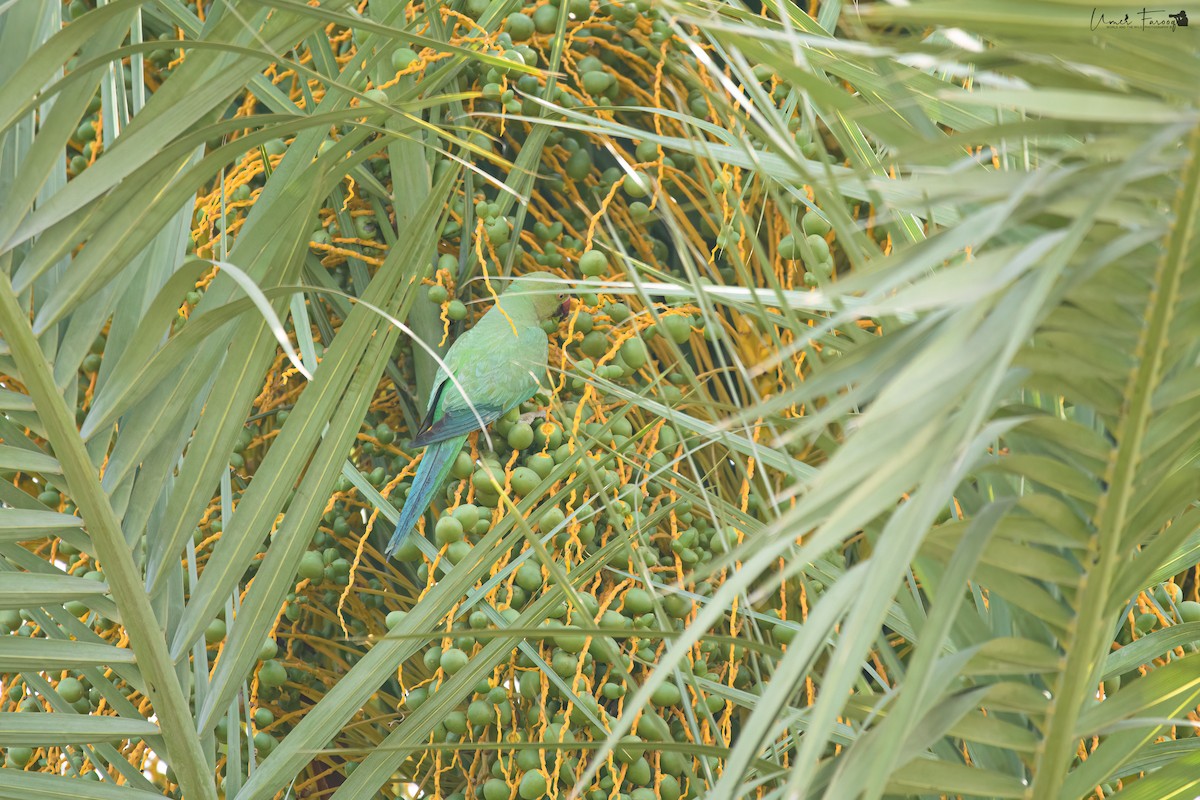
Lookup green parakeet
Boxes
[385,275,569,559]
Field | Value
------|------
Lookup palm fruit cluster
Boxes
[181,0,837,793]
[3,0,1200,797]
[16,0,843,794]
[189,5,813,792]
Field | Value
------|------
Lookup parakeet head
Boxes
[504,274,570,321]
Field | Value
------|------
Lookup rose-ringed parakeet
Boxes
[385,275,569,559]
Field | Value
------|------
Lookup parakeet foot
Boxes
[516,410,547,426]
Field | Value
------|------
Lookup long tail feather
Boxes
[384,435,467,559]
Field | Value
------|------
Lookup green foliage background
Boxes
[1,1,1199,799]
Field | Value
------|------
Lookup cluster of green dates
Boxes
[65,94,102,176]
[226,421,261,471]
[399,0,718,292]
[285,510,390,639]
[777,208,835,286]
[61,20,187,175]
[213,703,278,758]
[191,607,284,756]
[1120,582,1200,644]
[386,582,723,800]
[1102,581,1200,697]
[254,395,784,797]
[45,0,835,794]
[0,665,149,776]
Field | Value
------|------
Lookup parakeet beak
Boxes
[556,298,571,320]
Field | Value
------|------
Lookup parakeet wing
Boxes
[409,379,506,447]
[409,321,548,447]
